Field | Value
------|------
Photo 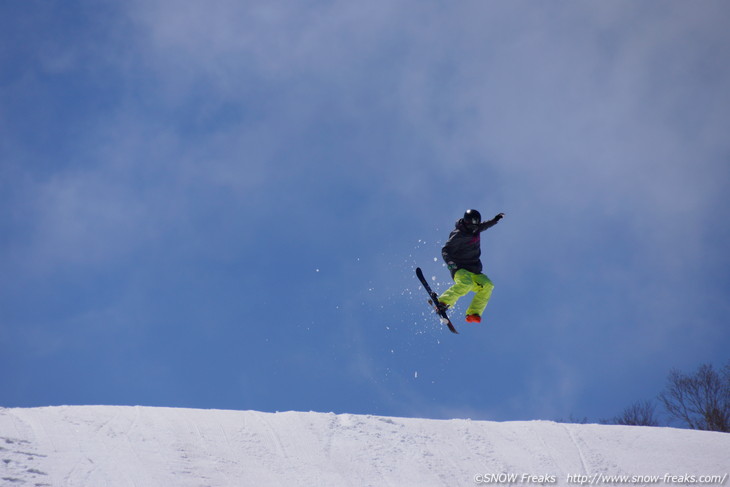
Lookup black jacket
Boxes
[442,216,501,277]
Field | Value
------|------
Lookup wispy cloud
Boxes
[1,0,728,419]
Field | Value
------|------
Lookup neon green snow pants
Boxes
[438,269,494,317]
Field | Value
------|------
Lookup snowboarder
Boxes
[437,209,504,323]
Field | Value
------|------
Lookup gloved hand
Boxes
[494,213,505,221]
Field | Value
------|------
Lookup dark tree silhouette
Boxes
[659,362,730,432]
[613,400,659,426]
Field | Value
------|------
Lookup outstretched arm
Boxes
[479,213,504,231]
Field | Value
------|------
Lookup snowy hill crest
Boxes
[1,406,728,487]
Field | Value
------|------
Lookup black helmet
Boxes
[464,209,481,225]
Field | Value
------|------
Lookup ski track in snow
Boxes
[0,406,728,487]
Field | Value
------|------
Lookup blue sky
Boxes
[2,1,729,423]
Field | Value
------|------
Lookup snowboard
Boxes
[415,267,458,334]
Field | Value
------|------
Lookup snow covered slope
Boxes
[1,406,727,487]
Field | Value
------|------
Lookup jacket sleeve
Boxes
[441,240,455,266]
[441,226,459,269]
[478,214,502,232]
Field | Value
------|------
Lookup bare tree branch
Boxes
[658,362,730,432]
